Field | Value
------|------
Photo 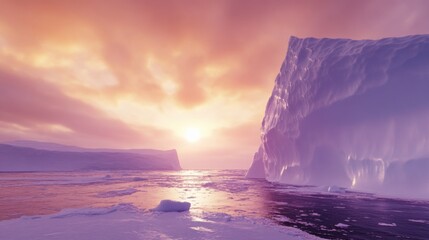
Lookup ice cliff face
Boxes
[248,35,429,198]
[0,141,181,171]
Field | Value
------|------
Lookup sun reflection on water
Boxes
[0,170,270,221]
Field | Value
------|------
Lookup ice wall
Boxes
[0,141,181,171]
[248,35,429,198]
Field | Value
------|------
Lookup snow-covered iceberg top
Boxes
[248,35,429,199]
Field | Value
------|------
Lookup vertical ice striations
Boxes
[248,35,429,198]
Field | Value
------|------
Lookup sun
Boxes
[184,127,201,143]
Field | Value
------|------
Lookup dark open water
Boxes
[0,170,428,240]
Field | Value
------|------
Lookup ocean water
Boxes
[0,170,428,240]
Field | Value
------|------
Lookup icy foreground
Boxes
[0,140,181,171]
[248,35,429,198]
[0,204,320,240]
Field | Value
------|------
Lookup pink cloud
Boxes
[0,0,428,168]
[0,67,173,148]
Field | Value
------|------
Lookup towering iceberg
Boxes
[248,35,429,198]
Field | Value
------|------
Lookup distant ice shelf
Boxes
[0,140,181,171]
[247,35,429,199]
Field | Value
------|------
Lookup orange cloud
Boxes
[0,67,173,148]
[0,0,428,168]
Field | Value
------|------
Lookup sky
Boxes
[0,0,428,169]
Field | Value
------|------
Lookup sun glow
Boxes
[185,127,201,143]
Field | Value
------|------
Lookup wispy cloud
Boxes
[0,0,428,168]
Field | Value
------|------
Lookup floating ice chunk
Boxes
[335,223,349,228]
[378,222,397,227]
[274,215,292,222]
[153,200,191,212]
[50,203,135,219]
[408,219,426,223]
[189,226,214,232]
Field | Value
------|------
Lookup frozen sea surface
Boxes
[0,170,428,239]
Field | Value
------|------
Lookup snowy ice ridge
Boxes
[248,35,429,199]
